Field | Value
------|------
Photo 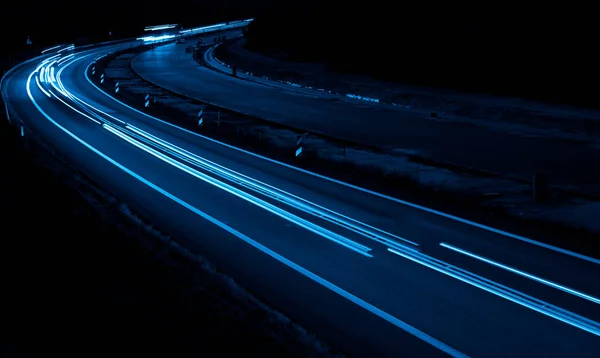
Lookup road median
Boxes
[94,42,600,260]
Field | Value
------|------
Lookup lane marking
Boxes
[52,53,374,258]
[102,123,372,257]
[54,51,419,253]
[25,67,467,358]
[440,242,600,305]
[388,247,600,337]
[46,53,373,257]
[123,124,414,252]
[82,53,600,266]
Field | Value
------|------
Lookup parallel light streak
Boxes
[42,49,420,255]
[41,44,62,53]
[25,66,465,357]
[57,45,74,53]
[83,34,600,267]
[26,31,600,352]
[103,122,373,257]
[388,247,600,337]
[35,76,51,97]
[125,124,419,251]
[137,34,176,43]
[144,24,177,31]
[37,50,376,258]
[57,53,75,65]
[440,242,600,305]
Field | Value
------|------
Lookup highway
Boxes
[131,42,600,195]
[2,36,600,357]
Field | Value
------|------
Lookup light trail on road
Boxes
[5,27,599,356]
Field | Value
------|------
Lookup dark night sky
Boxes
[5,0,599,107]
[6,1,594,52]
[3,0,270,50]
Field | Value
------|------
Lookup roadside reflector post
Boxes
[100,73,105,84]
[197,109,203,126]
[91,64,96,75]
[296,133,308,157]
[145,93,151,108]
[21,124,28,149]
[115,81,120,93]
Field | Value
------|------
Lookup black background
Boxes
[244,2,600,108]
[2,0,266,49]
[3,1,600,106]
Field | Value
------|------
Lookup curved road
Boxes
[3,40,600,357]
[131,42,600,195]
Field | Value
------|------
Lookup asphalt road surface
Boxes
[131,42,600,196]
[3,40,600,357]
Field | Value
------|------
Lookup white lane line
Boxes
[49,54,374,257]
[440,242,600,305]
[37,60,374,258]
[54,52,418,253]
[388,247,600,337]
[123,124,418,250]
[102,123,373,257]
[25,68,467,358]
[82,55,600,266]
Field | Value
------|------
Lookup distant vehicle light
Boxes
[144,24,178,31]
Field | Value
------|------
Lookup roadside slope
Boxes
[132,42,600,198]
[0,108,343,357]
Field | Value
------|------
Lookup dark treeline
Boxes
[245,2,599,108]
